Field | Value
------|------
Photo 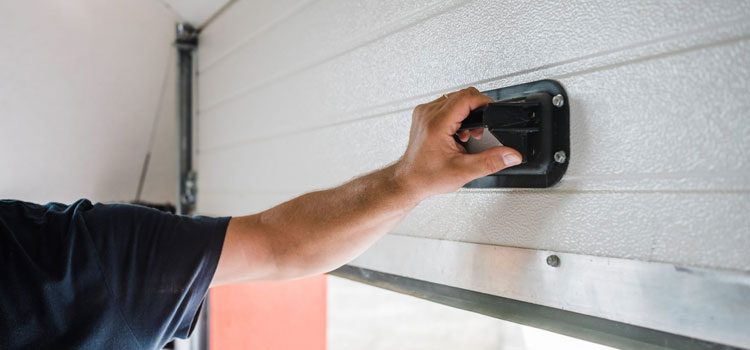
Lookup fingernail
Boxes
[503,153,522,166]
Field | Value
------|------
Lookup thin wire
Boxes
[198,0,239,29]
[135,50,174,202]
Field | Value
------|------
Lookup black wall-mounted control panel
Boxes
[458,80,569,188]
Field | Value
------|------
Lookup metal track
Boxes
[334,234,750,349]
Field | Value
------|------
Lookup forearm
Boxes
[232,163,420,280]
[211,88,521,286]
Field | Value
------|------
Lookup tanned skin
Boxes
[210,87,522,286]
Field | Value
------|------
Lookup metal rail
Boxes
[335,234,750,349]
[173,23,206,350]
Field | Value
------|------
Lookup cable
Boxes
[135,50,174,202]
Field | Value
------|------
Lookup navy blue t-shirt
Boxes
[0,199,229,349]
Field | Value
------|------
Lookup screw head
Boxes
[546,255,561,267]
[552,94,565,108]
[554,150,567,163]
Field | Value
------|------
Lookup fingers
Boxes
[442,87,493,125]
[456,128,484,142]
[469,128,483,139]
[456,130,471,142]
[458,146,522,179]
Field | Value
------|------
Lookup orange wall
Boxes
[209,275,327,350]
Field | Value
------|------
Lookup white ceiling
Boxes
[156,0,234,28]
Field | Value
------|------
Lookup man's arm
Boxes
[211,87,522,286]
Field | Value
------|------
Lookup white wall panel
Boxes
[0,0,177,204]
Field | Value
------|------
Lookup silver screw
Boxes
[552,94,565,108]
[554,150,567,163]
[546,255,560,267]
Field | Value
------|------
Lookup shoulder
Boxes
[0,198,93,215]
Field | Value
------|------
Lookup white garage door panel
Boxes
[198,192,295,217]
[197,0,750,344]
[199,188,750,271]
[198,0,461,108]
[198,0,314,69]
[197,32,750,272]
[397,192,750,271]
[197,1,750,152]
[199,112,408,195]
[199,36,750,192]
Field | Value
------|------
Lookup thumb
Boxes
[459,146,522,179]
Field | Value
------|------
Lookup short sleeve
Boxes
[80,202,229,349]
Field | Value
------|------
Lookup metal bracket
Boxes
[175,23,198,51]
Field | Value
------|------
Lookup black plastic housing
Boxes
[458,80,569,188]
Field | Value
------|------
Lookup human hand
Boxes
[394,87,522,201]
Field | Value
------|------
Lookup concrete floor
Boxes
[327,276,615,350]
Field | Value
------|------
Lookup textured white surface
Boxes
[198,0,750,152]
[196,0,750,273]
[0,0,178,204]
